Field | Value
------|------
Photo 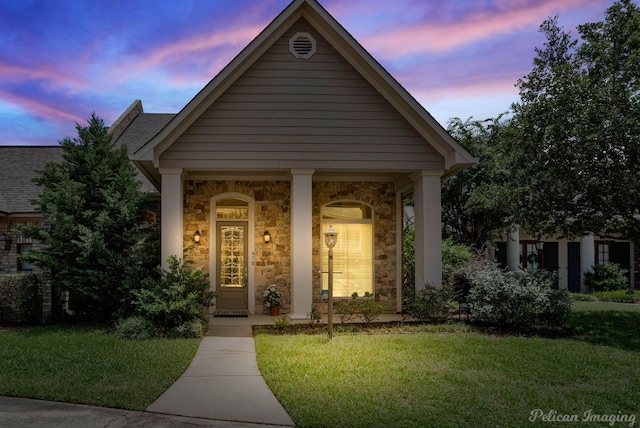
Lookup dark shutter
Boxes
[543,242,559,288]
[567,242,581,292]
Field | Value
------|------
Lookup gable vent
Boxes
[289,32,316,59]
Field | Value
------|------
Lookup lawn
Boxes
[255,301,640,428]
[0,325,199,410]
[1,302,638,426]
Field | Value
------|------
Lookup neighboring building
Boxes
[112,0,475,318]
[494,227,636,292]
[0,146,64,274]
[0,143,158,274]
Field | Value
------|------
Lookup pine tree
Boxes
[22,114,150,320]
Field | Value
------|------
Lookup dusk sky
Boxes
[0,0,615,146]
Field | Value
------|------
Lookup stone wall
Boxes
[0,219,43,273]
[0,218,50,322]
[183,180,397,314]
[312,182,397,313]
[184,180,292,313]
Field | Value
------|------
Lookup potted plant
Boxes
[263,285,282,316]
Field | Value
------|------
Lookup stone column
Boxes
[580,233,595,292]
[506,226,520,272]
[289,169,314,319]
[160,168,184,269]
[412,171,442,289]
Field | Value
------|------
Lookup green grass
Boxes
[571,290,640,303]
[255,302,640,428]
[569,301,640,352]
[0,325,199,410]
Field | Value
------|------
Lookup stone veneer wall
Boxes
[312,182,397,313]
[184,180,292,313]
[183,180,397,314]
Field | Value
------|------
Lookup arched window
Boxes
[216,198,248,219]
[321,201,373,297]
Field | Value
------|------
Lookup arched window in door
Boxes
[321,201,373,297]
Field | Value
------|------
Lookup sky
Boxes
[0,0,616,146]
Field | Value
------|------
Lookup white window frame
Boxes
[321,201,374,298]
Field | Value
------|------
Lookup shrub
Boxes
[464,262,572,331]
[0,273,42,323]
[132,256,216,333]
[451,253,496,309]
[335,296,360,324]
[308,305,322,325]
[357,292,388,325]
[584,263,628,292]
[169,319,205,338]
[273,316,288,330]
[405,283,455,323]
[334,292,387,325]
[114,316,156,339]
[401,226,415,311]
[442,239,472,288]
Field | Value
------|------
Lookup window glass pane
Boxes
[322,223,373,297]
[526,243,539,269]
[216,199,248,219]
[598,243,610,265]
[322,202,371,220]
[18,244,34,271]
[219,225,245,288]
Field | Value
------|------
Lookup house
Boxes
[0,146,64,273]
[111,0,476,318]
[493,227,636,292]
[0,144,159,275]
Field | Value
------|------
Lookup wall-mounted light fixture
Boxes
[193,230,201,244]
[263,231,272,244]
[0,233,11,251]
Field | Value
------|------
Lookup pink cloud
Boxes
[0,90,84,124]
[0,62,89,90]
[128,24,265,76]
[416,78,518,102]
[360,0,602,58]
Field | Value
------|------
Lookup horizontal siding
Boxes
[164,18,444,171]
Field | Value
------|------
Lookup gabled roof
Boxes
[0,146,63,216]
[0,143,158,217]
[132,0,475,183]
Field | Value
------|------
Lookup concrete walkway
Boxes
[0,324,294,427]
[146,325,294,427]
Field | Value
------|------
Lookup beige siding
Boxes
[162,18,444,171]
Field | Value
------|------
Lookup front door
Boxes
[216,222,248,309]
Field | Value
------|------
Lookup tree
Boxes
[442,117,513,249]
[21,114,151,320]
[508,0,640,240]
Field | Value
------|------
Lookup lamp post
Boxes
[535,237,545,269]
[324,225,338,339]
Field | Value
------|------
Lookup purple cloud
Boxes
[0,0,613,145]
